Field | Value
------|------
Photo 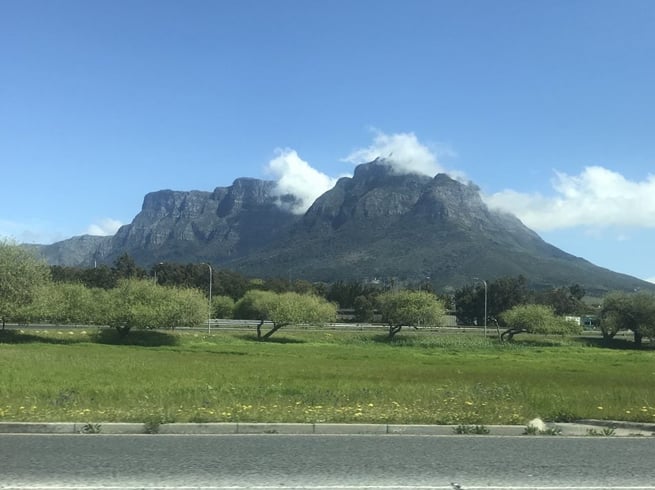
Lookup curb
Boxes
[578,418,655,432]
[0,421,652,436]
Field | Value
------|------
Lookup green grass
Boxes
[0,328,653,425]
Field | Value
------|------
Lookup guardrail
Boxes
[206,319,389,330]
[6,320,473,332]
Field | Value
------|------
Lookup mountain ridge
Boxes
[34,160,654,294]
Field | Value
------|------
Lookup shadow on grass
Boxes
[499,337,574,348]
[0,329,84,345]
[93,329,180,347]
[369,334,405,345]
[573,335,654,350]
[237,334,306,344]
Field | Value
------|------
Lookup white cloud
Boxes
[1,216,121,243]
[646,277,655,284]
[86,218,123,236]
[485,166,655,231]
[264,131,466,214]
[0,218,68,244]
[342,129,457,178]
[265,148,339,214]
[0,219,24,242]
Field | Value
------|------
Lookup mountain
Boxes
[37,177,299,267]
[25,235,111,267]
[35,160,654,294]
[107,178,299,265]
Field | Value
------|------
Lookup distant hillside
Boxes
[35,160,654,295]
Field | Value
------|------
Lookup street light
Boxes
[202,263,213,333]
[474,277,488,338]
[153,262,164,285]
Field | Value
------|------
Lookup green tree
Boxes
[234,290,337,340]
[454,276,529,326]
[487,276,530,319]
[112,253,144,280]
[233,289,273,322]
[569,284,586,301]
[326,280,380,309]
[41,282,98,325]
[104,279,205,336]
[600,291,655,347]
[157,286,208,331]
[535,285,586,316]
[50,265,83,284]
[51,265,117,289]
[81,265,117,289]
[377,290,445,339]
[212,295,235,319]
[0,241,51,328]
[353,294,376,322]
[103,279,156,336]
[499,304,582,341]
[214,269,251,300]
[453,284,481,325]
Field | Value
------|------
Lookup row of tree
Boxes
[1,243,339,340]
[34,280,208,337]
[2,243,654,345]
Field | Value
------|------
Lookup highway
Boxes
[1,434,654,489]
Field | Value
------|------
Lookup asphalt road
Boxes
[1,434,654,489]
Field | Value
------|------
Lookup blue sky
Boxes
[2,0,655,282]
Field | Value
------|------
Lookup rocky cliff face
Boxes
[32,235,112,268]
[302,161,433,232]
[110,177,300,265]
[37,160,653,293]
[39,177,298,267]
[230,161,649,293]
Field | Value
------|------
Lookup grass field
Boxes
[0,327,653,425]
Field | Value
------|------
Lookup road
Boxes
[1,434,654,489]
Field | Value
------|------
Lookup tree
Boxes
[212,295,235,319]
[535,285,586,316]
[0,241,51,328]
[499,304,582,341]
[487,276,530,319]
[233,290,274,323]
[326,280,380,309]
[234,290,337,340]
[112,253,144,280]
[353,294,375,322]
[454,276,529,325]
[104,279,206,336]
[569,284,586,301]
[213,269,251,300]
[600,291,655,347]
[377,290,445,339]
[157,286,208,331]
[81,265,117,289]
[39,282,98,326]
[453,284,481,325]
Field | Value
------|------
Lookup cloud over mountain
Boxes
[265,131,467,215]
[342,130,445,177]
[485,166,655,231]
[86,218,123,236]
[265,148,338,214]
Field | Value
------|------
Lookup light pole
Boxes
[202,263,213,333]
[153,262,163,285]
[474,277,488,338]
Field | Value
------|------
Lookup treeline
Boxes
[51,255,594,322]
[3,245,655,346]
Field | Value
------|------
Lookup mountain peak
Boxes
[35,162,655,294]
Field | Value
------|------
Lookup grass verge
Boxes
[0,328,653,425]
